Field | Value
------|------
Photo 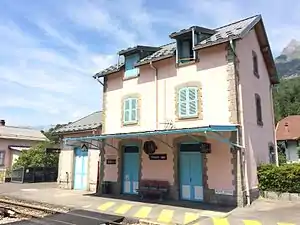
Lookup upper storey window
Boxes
[123,97,138,124]
[118,46,161,80]
[169,26,215,65]
[124,53,140,79]
[178,87,198,118]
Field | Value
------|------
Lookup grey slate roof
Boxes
[0,126,48,141]
[55,111,102,133]
[94,15,261,77]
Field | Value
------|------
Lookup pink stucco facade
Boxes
[236,29,276,189]
[99,22,276,206]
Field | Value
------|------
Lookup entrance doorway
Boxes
[122,145,139,194]
[179,143,203,201]
[74,147,88,190]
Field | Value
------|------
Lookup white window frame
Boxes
[178,87,198,118]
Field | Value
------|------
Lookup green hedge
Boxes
[258,164,300,193]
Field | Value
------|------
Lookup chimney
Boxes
[284,122,289,132]
[0,120,5,126]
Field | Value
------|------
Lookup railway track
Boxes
[0,196,133,225]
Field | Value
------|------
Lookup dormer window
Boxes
[170,26,215,65]
[124,53,140,79]
[118,45,161,80]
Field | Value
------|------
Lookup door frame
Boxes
[178,141,204,202]
[121,144,141,195]
[73,147,89,190]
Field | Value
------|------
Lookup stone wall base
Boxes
[261,191,300,202]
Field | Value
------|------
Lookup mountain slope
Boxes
[275,39,300,79]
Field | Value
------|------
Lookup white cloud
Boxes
[1,0,300,127]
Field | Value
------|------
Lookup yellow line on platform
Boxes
[98,202,115,211]
[157,209,174,223]
[183,212,199,224]
[243,220,262,225]
[134,206,152,218]
[114,204,133,215]
[212,218,230,225]
[277,223,296,225]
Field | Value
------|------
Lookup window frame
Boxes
[252,50,259,78]
[255,93,263,126]
[178,87,198,118]
[123,97,138,124]
[0,151,5,166]
[124,54,140,79]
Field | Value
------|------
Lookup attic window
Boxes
[178,38,194,64]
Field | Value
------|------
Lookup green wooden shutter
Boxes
[187,87,198,116]
[131,98,137,122]
[124,99,130,123]
[179,88,188,117]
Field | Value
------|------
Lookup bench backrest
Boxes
[140,180,169,189]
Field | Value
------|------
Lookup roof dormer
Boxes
[118,46,160,79]
[170,26,215,65]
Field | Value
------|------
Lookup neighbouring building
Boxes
[276,115,300,163]
[55,111,102,192]
[64,15,279,207]
[0,119,48,170]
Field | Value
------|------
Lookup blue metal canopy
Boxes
[64,125,238,142]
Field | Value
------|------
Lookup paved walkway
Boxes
[1,183,300,224]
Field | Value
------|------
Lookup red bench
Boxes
[136,180,169,201]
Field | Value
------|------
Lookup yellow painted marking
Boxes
[277,223,296,225]
[134,206,152,218]
[114,204,133,214]
[243,220,262,225]
[184,212,199,224]
[212,217,230,225]
[157,209,174,223]
[98,202,115,211]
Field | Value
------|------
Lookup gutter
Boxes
[150,60,159,129]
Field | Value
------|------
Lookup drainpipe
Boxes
[229,39,251,206]
[150,60,159,129]
[271,84,279,166]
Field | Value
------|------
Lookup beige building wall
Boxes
[58,130,101,192]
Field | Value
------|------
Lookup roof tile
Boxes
[94,15,261,77]
[276,115,300,141]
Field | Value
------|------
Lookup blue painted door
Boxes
[179,144,203,201]
[74,148,88,190]
[122,146,139,194]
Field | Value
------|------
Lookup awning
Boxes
[8,146,31,151]
[64,125,239,142]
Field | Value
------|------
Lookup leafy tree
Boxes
[273,77,300,123]
[41,123,68,144]
[13,142,59,169]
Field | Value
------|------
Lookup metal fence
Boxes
[11,167,58,183]
[0,168,6,183]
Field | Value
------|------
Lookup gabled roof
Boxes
[94,14,278,83]
[0,126,48,141]
[55,111,102,133]
[276,115,300,141]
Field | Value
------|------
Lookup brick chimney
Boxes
[0,120,5,126]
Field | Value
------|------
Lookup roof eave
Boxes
[54,125,102,135]
[135,54,174,67]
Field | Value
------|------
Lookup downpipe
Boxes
[150,60,159,129]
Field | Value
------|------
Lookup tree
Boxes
[41,123,68,144]
[13,142,59,169]
[273,77,300,123]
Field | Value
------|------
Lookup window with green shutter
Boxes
[123,98,138,124]
[178,87,198,118]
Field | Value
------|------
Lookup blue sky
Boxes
[0,0,299,128]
